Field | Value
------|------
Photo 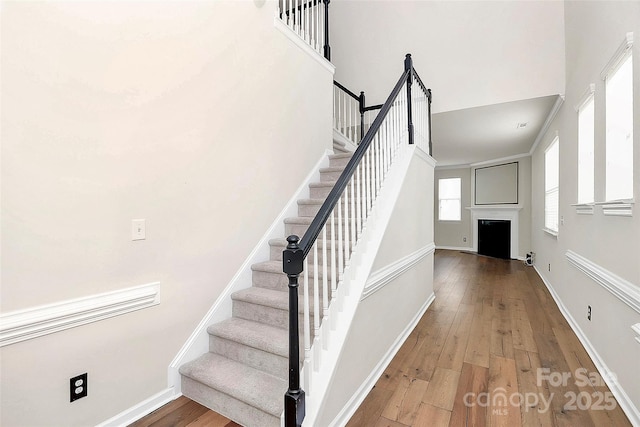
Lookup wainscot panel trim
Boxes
[0,282,160,347]
[361,243,435,301]
[566,250,640,315]
[533,266,640,426]
[328,293,436,427]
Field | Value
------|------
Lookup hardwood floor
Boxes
[128,396,240,427]
[131,250,631,426]
[346,250,631,427]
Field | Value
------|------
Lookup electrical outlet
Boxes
[70,373,88,402]
[587,305,592,321]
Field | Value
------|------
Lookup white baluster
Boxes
[343,186,350,266]
[356,163,361,237]
[330,209,337,299]
[321,224,328,349]
[337,195,344,282]
[303,256,310,380]
[313,240,319,344]
[350,175,356,251]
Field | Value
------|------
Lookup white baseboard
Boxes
[96,388,179,427]
[328,292,436,427]
[533,266,640,426]
[435,245,473,252]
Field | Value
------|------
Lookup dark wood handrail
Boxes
[284,54,432,427]
[333,80,360,101]
[298,68,410,258]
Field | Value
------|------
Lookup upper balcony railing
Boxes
[278,0,331,60]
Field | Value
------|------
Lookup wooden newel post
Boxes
[404,53,414,145]
[283,235,305,427]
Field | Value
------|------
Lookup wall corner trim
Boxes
[361,243,435,300]
[565,250,640,314]
[0,282,160,347]
[529,94,565,155]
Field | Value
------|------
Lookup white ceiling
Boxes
[431,94,561,167]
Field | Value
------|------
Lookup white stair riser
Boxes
[269,243,346,263]
[209,335,288,380]
[232,300,318,334]
[252,268,336,291]
[181,377,281,427]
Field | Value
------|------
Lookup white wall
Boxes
[315,151,435,426]
[0,1,333,425]
[434,167,472,249]
[330,0,565,113]
[531,0,640,420]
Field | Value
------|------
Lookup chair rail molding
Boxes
[361,242,435,300]
[565,250,640,314]
[0,282,160,347]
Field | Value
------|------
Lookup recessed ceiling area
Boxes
[431,95,560,167]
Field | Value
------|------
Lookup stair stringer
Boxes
[168,149,333,393]
[298,143,418,427]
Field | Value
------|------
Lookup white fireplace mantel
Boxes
[467,206,522,259]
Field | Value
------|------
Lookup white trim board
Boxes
[168,150,333,392]
[328,293,436,427]
[362,243,435,300]
[0,282,160,347]
[273,17,335,75]
[436,245,474,252]
[96,388,178,427]
[533,266,640,426]
[566,250,640,315]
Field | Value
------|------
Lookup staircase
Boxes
[179,139,353,427]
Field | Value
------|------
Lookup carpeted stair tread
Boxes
[232,287,317,314]
[329,153,353,160]
[207,318,287,357]
[309,181,337,189]
[179,353,286,417]
[297,198,327,205]
[320,166,347,173]
[283,216,313,225]
[252,260,333,278]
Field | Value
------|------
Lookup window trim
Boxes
[438,177,462,222]
[602,34,634,206]
[575,84,595,210]
[600,32,633,81]
[544,136,560,234]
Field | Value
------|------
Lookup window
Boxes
[439,178,461,221]
[577,89,595,204]
[604,46,633,201]
[545,137,559,233]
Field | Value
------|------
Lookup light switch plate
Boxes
[132,219,145,240]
